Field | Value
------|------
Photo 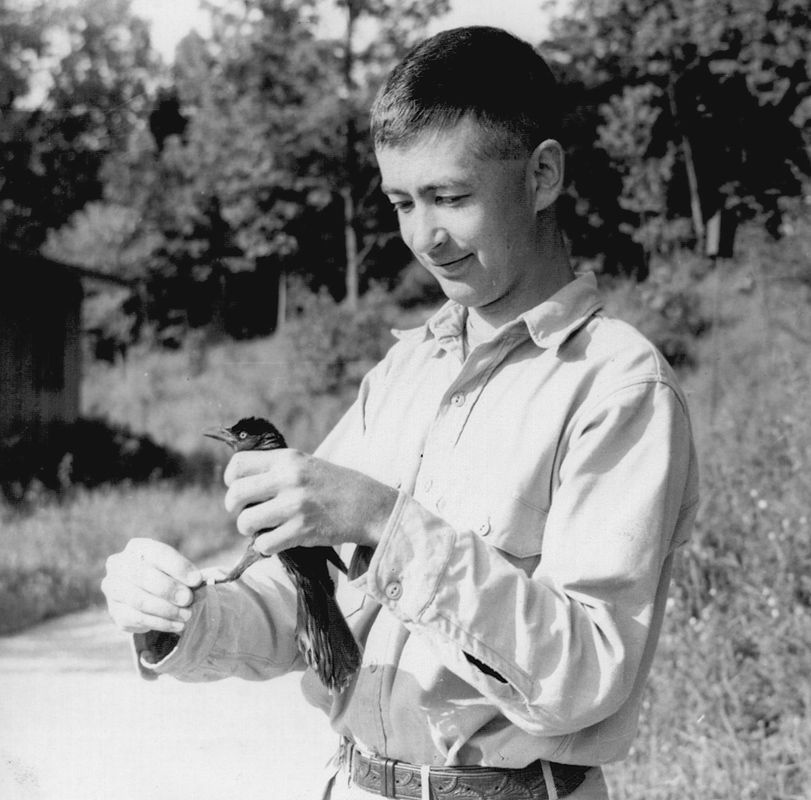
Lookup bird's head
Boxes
[204,417,287,452]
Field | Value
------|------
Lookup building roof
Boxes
[1,246,136,288]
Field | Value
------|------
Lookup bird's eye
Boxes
[238,432,248,439]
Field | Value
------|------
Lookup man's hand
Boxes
[102,538,203,634]
[223,449,398,557]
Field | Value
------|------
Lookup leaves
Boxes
[0,0,162,251]
[548,0,811,269]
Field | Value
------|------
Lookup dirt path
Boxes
[0,549,339,800]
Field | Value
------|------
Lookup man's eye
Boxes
[390,199,413,213]
[437,195,466,206]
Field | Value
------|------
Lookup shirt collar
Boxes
[392,272,603,354]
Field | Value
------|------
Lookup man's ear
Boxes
[529,139,565,213]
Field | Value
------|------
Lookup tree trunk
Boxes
[667,81,704,247]
[342,186,359,311]
[342,1,359,311]
[277,269,287,331]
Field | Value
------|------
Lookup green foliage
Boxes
[82,336,286,453]
[598,85,692,254]
[774,191,811,291]
[0,417,189,506]
[96,0,452,346]
[603,227,811,798]
[0,0,46,109]
[0,0,162,250]
[600,251,710,366]
[547,0,811,270]
[44,201,157,283]
[82,326,351,456]
[0,484,235,634]
[79,278,420,457]
[283,282,398,395]
[43,202,155,359]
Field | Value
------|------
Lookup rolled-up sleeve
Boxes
[135,557,305,682]
[354,379,697,737]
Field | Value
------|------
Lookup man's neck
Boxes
[464,311,500,352]
[471,212,574,331]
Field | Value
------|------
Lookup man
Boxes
[103,26,699,800]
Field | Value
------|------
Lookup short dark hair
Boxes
[371,26,561,159]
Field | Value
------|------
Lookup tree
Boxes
[0,0,161,251]
[598,84,688,259]
[0,0,46,108]
[545,0,811,268]
[1,0,49,248]
[330,0,451,309]
[101,0,450,344]
[99,2,331,342]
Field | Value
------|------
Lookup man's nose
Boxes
[408,207,448,256]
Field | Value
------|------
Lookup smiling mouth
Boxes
[431,254,472,269]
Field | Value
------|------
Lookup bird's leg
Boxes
[212,533,263,584]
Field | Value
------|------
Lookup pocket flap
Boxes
[474,495,547,558]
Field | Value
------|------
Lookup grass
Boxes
[603,232,811,797]
[81,333,329,455]
[0,291,415,635]
[0,482,238,635]
[2,224,810,797]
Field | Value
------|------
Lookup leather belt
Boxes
[341,740,590,799]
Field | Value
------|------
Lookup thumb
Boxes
[126,538,202,587]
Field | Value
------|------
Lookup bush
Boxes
[283,283,398,396]
[52,417,184,486]
[606,237,811,798]
[83,287,140,363]
[601,251,711,367]
[0,417,188,506]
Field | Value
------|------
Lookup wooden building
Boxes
[0,247,131,489]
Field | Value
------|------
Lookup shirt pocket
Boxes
[462,494,548,574]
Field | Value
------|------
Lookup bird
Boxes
[204,417,361,694]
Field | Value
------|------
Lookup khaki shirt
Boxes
[138,273,699,768]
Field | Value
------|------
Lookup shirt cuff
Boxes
[132,585,223,680]
[352,491,456,622]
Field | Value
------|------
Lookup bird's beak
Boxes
[203,426,232,444]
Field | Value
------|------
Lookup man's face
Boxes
[377,119,546,326]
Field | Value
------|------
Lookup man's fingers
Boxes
[106,599,188,634]
[106,556,194,607]
[224,450,270,487]
[223,448,301,488]
[252,519,302,557]
[224,470,277,516]
[232,485,305,540]
[102,538,202,636]
[123,537,202,588]
[102,569,193,620]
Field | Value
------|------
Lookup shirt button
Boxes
[451,392,465,407]
[385,581,402,601]
[477,520,491,536]
[422,477,433,492]
[368,661,378,673]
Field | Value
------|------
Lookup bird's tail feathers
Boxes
[296,584,361,694]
